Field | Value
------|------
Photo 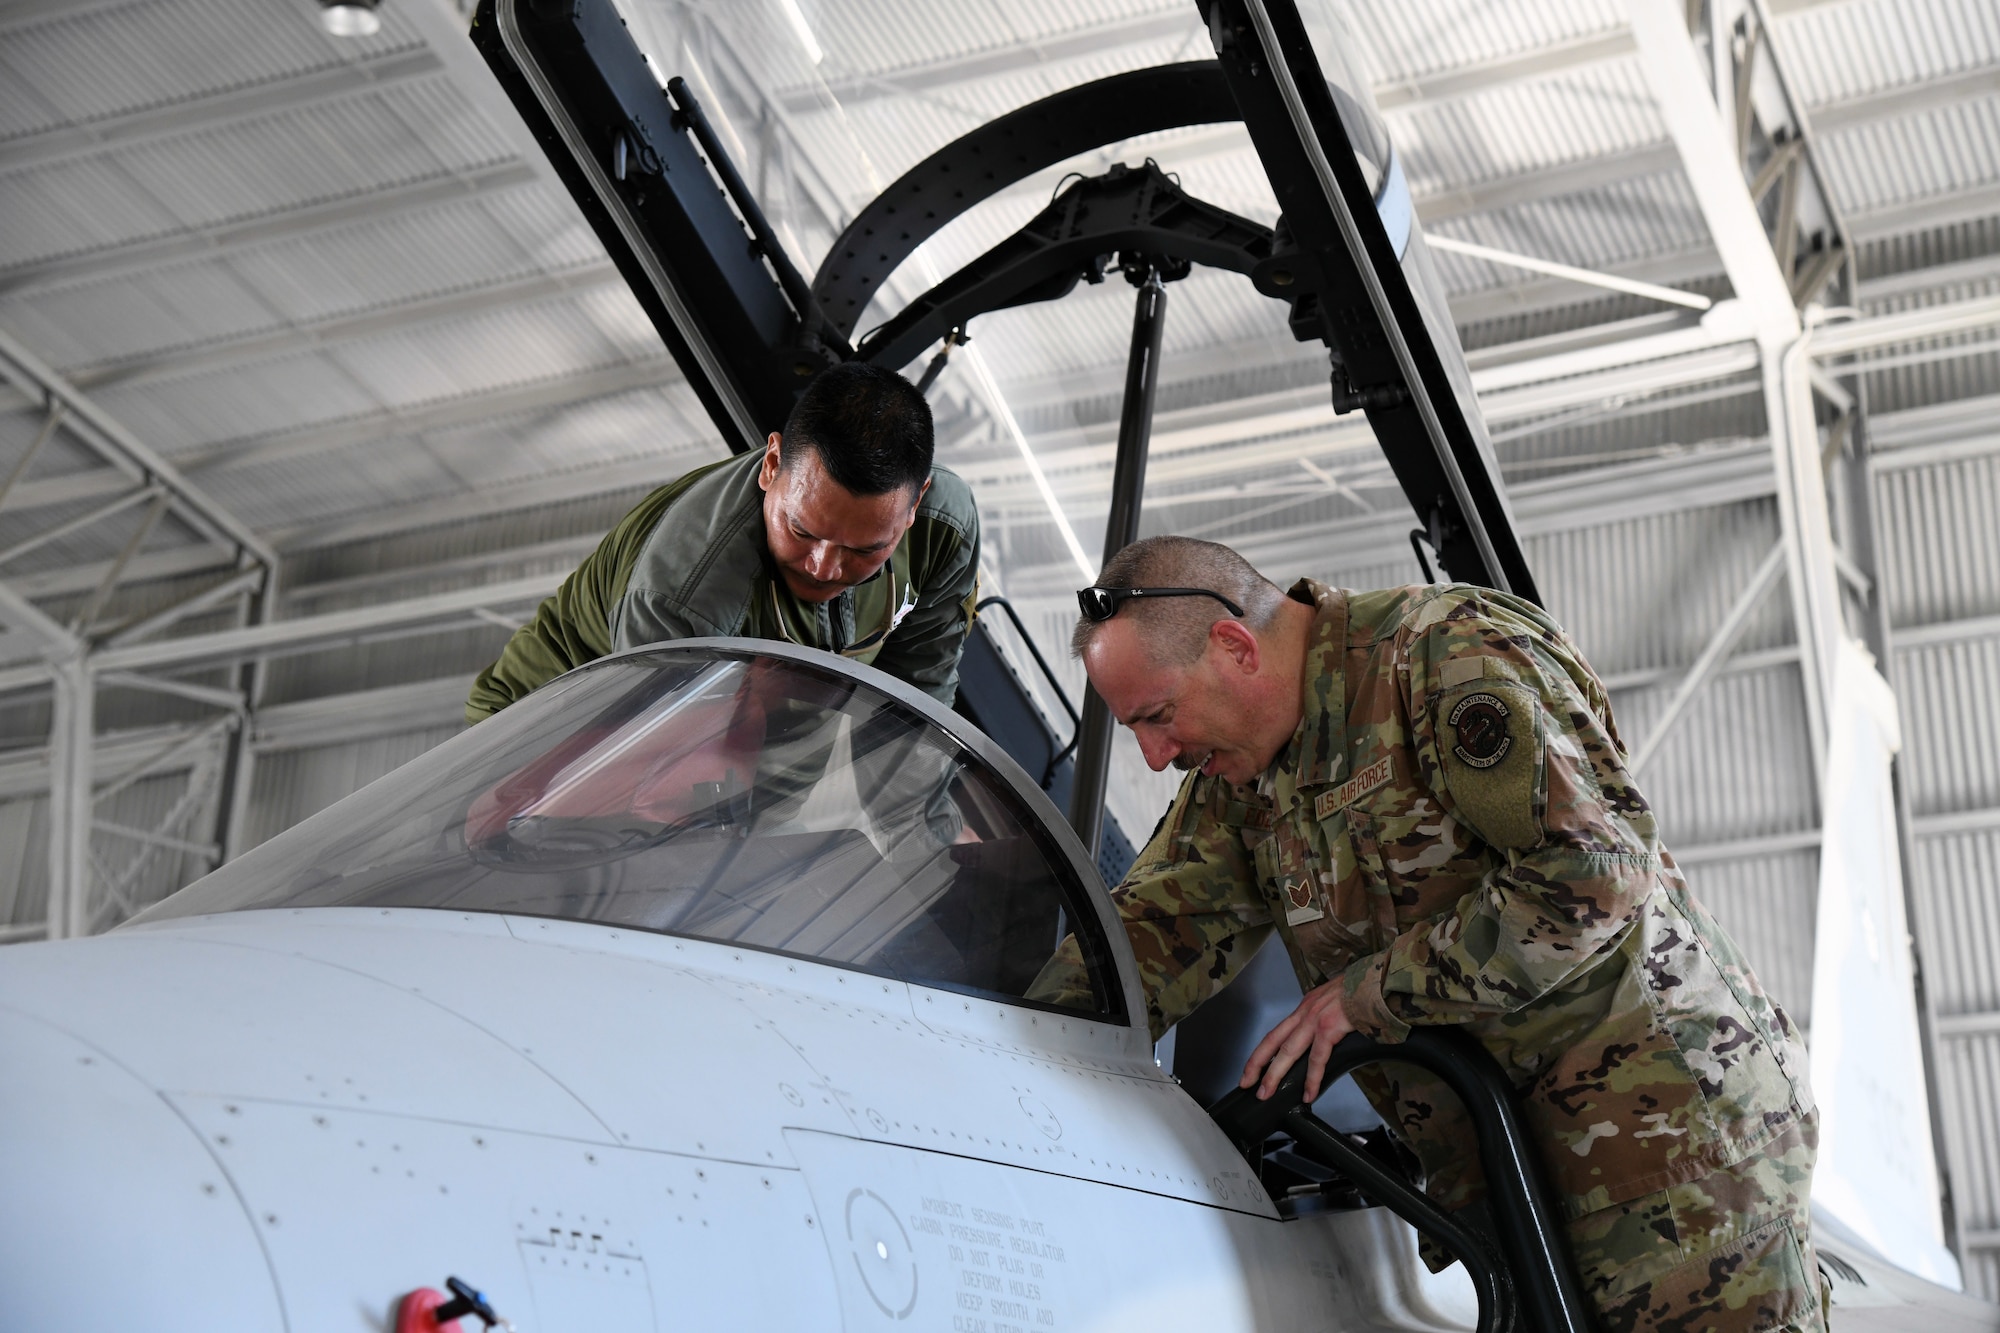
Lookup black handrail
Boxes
[973,596,1081,787]
[1208,1028,1590,1333]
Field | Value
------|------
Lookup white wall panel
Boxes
[1936,1031,2000,1236]
[1677,848,1819,1031]
[240,725,462,855]
[1876,450,2000,628]
[1913,826,2000,1017]
[1893,632,2000,820]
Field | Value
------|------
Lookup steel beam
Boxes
[0,50,445,173]
[171,356,676,481]
[44,657,91,941]
[100,565,267,650]
[0,162,541,299]
[1626,0,1799,332]
[67,263,624,394]
[1629,541,1786,775]
[0,327,275,568]
[91,574,561,675]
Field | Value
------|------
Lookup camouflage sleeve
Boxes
[1341,593,1661,1038]
[1027,773,1272,1041]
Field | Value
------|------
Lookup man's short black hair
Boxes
[779,362,934,497]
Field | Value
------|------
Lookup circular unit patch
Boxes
[1449,693,1513,769]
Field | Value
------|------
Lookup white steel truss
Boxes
[0,328,281,942]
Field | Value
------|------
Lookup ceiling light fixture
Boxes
[774,0,824,64]
[318,0,382,38]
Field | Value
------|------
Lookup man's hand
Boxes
[1241,977,1355,1102]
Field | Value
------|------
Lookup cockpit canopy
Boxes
[137,644,1125,1021]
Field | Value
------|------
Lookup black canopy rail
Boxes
[973,595,1081,787]
[1208,1028,1590,1333]
[664,76,850,362]
[474,0,842,453]
[852,161,1265,374]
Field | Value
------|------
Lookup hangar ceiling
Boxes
[0,0,1992,580]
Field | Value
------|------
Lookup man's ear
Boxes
[907,475,932,517]
[757,432,784,491]
[1210,618,1260,674]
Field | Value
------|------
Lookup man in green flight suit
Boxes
[467,362,981,721]
[1034,535,1825,1332]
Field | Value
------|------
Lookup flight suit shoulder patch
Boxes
[1436,680,1543,849]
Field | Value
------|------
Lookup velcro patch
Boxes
[1314,754,1394,819]
[1439,656,1487,688]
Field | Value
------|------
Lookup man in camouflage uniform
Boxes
[1034,536,1825,1332]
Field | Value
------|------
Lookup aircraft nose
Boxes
[0,1005,285,1328]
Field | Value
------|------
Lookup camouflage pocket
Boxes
[1527,939,1724,1206]
[1590,1216,1818,1333]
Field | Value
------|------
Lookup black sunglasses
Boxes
[1075,586,1245,623]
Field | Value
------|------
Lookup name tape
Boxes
[1315,754,1394,820]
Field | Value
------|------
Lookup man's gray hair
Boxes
[1072,536,1288,665]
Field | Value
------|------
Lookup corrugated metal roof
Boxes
[1875,444,2000,627]
[1894,633,2000,820]
[1621,664,1821,844]
[1915,825,2000,1016]
[1527,496,1791,677]
[1936,1031,2000,1237]
[1393,58,1663,193]
[1778,0,2000,105]
[1429,174,1710,287]
[0,0,422,141]
[1816,94,2000,218]
[1343,0,1622,84]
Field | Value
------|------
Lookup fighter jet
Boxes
[3,0,1993,1328]
[1,637,1989,1331]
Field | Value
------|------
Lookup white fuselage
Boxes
[0,906,1475,1332]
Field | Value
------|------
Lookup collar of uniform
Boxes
[1273,578,1349,789]
[755,519,914,653]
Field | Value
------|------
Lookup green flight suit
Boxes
[467,449,981,721]
[1034,579,1824,1330]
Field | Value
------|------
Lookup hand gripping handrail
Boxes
[1207,1028,1590,1333]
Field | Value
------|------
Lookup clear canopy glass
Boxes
[136,645,1124,1020]
[600,0,1472,839]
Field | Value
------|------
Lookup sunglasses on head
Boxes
[1075,586,1245,623]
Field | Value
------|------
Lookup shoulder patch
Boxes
[1449,692,1513,768]
[1437,681,1543,850]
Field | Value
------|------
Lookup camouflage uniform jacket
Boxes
[467,450,981,721]
[1050,579,1813,1220]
